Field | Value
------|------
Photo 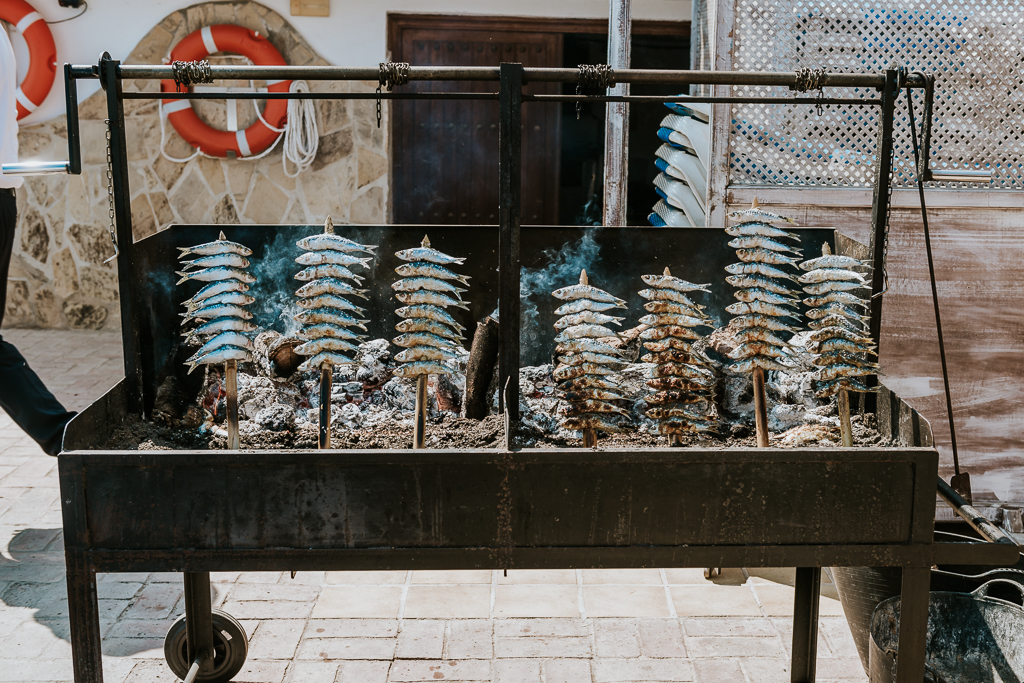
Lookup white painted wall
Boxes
[10,0,691,125]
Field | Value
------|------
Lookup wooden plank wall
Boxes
[726,196,1024,505]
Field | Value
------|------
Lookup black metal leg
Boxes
[791,567,821,683]
[895,566,930,683]
[497,61,523,423]
[183,572,215,674]
[66,552,103,683]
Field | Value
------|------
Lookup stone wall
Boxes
[4,1,388,330]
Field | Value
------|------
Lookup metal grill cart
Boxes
[32,59,1019,683]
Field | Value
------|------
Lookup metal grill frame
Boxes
[52,59,955,683]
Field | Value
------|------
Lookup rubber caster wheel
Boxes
[163,609,248,683]
[704,567,721,579]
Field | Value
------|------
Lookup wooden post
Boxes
[838,389,853,447]
[602,0,631,227]
[225,360,239,450]
[752,366,769,447]
[413,374,427,449]
[319,364,332,449]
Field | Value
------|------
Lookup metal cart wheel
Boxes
[163,609,248,683]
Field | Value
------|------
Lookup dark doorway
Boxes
[387,15,690,227]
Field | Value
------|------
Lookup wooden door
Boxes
[389,17,563,225]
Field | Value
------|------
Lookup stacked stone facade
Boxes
[4,1,388,329]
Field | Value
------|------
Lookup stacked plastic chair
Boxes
[649,99,711,228]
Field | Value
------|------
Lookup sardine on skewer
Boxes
[723,201,802,384]
[800,244,878,398]
[639,267,718,438]
[294,218,378,374]
[552,270,630,440]
[392,235,469,380]
[177,231,255,373]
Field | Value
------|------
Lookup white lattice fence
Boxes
[725,0,1024,189]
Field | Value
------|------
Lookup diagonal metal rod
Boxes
[905,82,960,476]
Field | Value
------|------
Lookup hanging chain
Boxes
[102,120,119,264]
[872,68,904,299]
[575,64,613,120]
[171,59,212,93]
[377,61,410,128]
[792,67,827,115]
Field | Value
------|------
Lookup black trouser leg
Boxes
[0,190,75,455]
[0,337,75,455]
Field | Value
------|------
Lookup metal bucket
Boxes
[833,532,1024,673]
[869,579,1024,683]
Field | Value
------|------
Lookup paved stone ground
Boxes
[0,328,867,682]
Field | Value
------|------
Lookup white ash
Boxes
[197,325,867,448]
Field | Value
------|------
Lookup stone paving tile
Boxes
[0,329,870,683]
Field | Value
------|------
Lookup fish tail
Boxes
[453,301,470,311]
[177,247,191,256]
[175,271,191,284]
[187,361,199,375]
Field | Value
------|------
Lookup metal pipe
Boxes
[182,657,203,683]
[64,64,82,175]
[1,160,70,175]
[524,95,882,106]
[926,169,993,183]
[124,91,499,101]
[937,477,1018,547]
[117,64,501,81]
[76,63,929,89]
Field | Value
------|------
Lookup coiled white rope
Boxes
[158,73,318,175]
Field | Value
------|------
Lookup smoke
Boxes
[249,231,304,336]
[517,230,602,349]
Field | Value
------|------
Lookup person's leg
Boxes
[0,338,76,455]
[0,190,75,456]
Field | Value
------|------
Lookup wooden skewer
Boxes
[317,216,336,450]
[838,388,853,447]
[413,374,427,449]
[577,269,598,449]
[660,267,685,448]
[219,230,241,449]
[752,366,769,447]
[225,360,239,450]
[319,364,332,449]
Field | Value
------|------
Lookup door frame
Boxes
[385,13,691,222]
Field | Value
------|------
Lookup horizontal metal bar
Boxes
[523,68,929,89]
[69,63,929,89]
[2,160,70,175]
[926,169,993,183]
[524,94,881,106]
[937,477,1019,547]
[82,544,937,573]
[126,91,499,101]
[116,64,500,81]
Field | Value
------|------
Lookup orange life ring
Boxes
[0,0,57,120]
[160,25,290,158]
